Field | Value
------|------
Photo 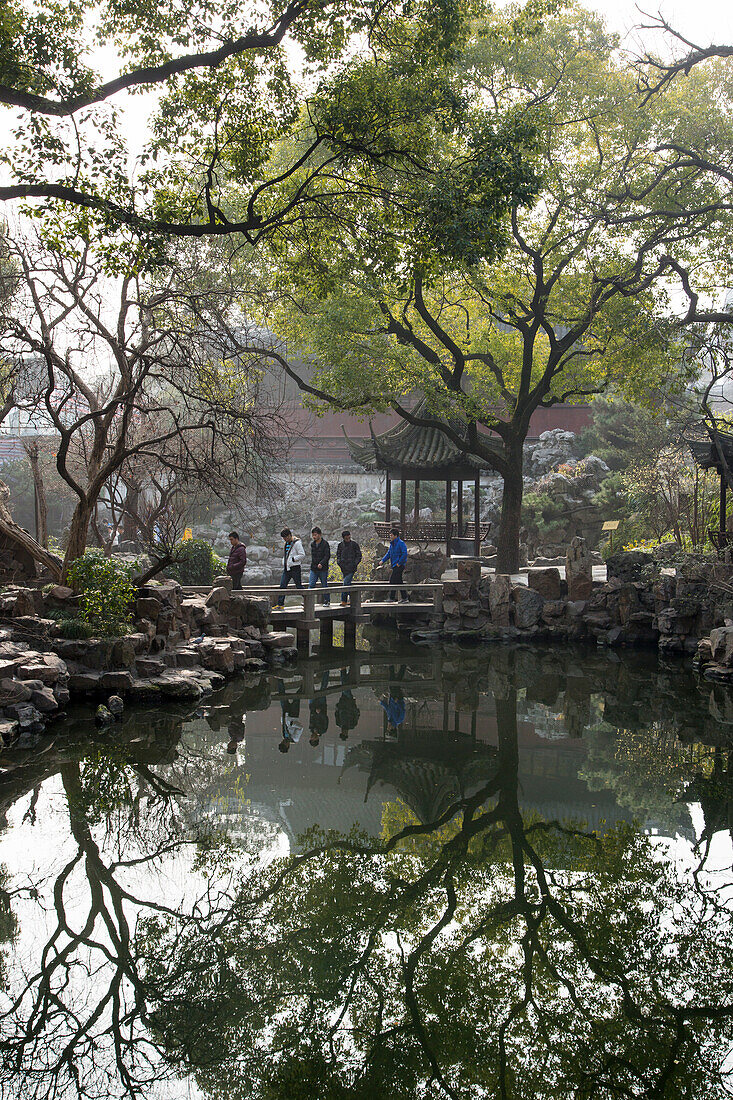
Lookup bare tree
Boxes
[0,237,285,581]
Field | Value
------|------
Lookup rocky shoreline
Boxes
[0,575,296,745]
[5,544,733,747]
[411,545,733,689]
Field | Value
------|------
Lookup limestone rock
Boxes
[174,650,202,669]
[16,663,59,684]
[239,657,268,673]
[47,585,74,602]
[151,674,203,700]
[230,595,270,629]
[95,704,114,726]
[199,641,235,673]
[528,568,561,601]
[0,719,19,743]
[127,680,164,704]
[31,686,58,713]
[566,538,593,601]
[0,677,31,703]
[489,574,512,627]
[205,587,230,607]
[107,694,124,715]
[5,703,43,728]
[136,596,162,621]
[111,638,136,669]
[68,670,102,692]
[135,656,166,677]
[100,670,134,692]
[12,588,38,617]
[260,631,296,649]
[617,583,640,626]
[512,586,545,630]
[127,632,152,653]
[710,626,733,667]
[606,551,648,584]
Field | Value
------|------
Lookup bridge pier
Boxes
[320,618,334,647]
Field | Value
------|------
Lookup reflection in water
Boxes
[0,642,732,1098]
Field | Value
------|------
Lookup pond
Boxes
[0,633,732,1099]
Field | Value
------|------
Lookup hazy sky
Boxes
[583,0,732,48]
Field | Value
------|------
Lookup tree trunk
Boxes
[25,442,48,549]
[495,438,525,575]
[63,501,93,581]
[122,487,140,542]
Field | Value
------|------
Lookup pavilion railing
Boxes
[373,521,491,542]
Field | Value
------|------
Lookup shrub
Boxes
[67,551,135,636]
[58,616,95,639]
[165,538,222,586]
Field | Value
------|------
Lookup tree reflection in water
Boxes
[0,646,731,1099]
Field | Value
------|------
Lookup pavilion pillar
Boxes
[474,476,481,559]
[445,480,452,558]
[385,477,391,524]
[457,480,463,539]
[400,478,406,533]
[720,471,727,547]
[414,479,420,526]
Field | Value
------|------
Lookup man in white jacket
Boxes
[273,528,305,608]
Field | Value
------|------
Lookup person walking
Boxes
[273,528,305,609]
[336,529,362,606]
[380,526,408,602]
[309,526,330,606]
[226,531,247,590]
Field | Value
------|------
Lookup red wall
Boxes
[284,405,593,466]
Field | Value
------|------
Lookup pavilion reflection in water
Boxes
[188,649,662,847]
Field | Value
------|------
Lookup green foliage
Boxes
[67,550,135,635]
[75,748,137,826]
[577,397,673,473]
[521,490,567,540]
[0,0,473,252]
[57,615,95,639]
[165,539,222,586]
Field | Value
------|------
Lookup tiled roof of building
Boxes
[345,403,494,476]
[689,424,733,474]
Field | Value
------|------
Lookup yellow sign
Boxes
[182,528,193,541]
[602,520,620,532]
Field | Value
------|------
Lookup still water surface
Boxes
[0,635,732,1098]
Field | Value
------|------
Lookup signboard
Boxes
[182,528,193,541]
[602,520,620,532]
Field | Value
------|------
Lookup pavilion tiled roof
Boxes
[345,403,488,476]
[688,424,733,474]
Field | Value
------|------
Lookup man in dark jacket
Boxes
[309,526,330,606]
[226,531,247,589]
[336,529,362,606]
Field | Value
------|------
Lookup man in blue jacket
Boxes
[380,527,408,602]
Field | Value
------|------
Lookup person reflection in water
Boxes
[279,695,303,754]
[335,688,360,740]
[226,715,246,755]
[380,684,406,732]
[309,694,329,747]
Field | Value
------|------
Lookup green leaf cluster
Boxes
[67,549,135,635]
[165,538,222,586]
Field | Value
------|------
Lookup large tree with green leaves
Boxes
[244,4,732,572]
[0,0,473,244]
